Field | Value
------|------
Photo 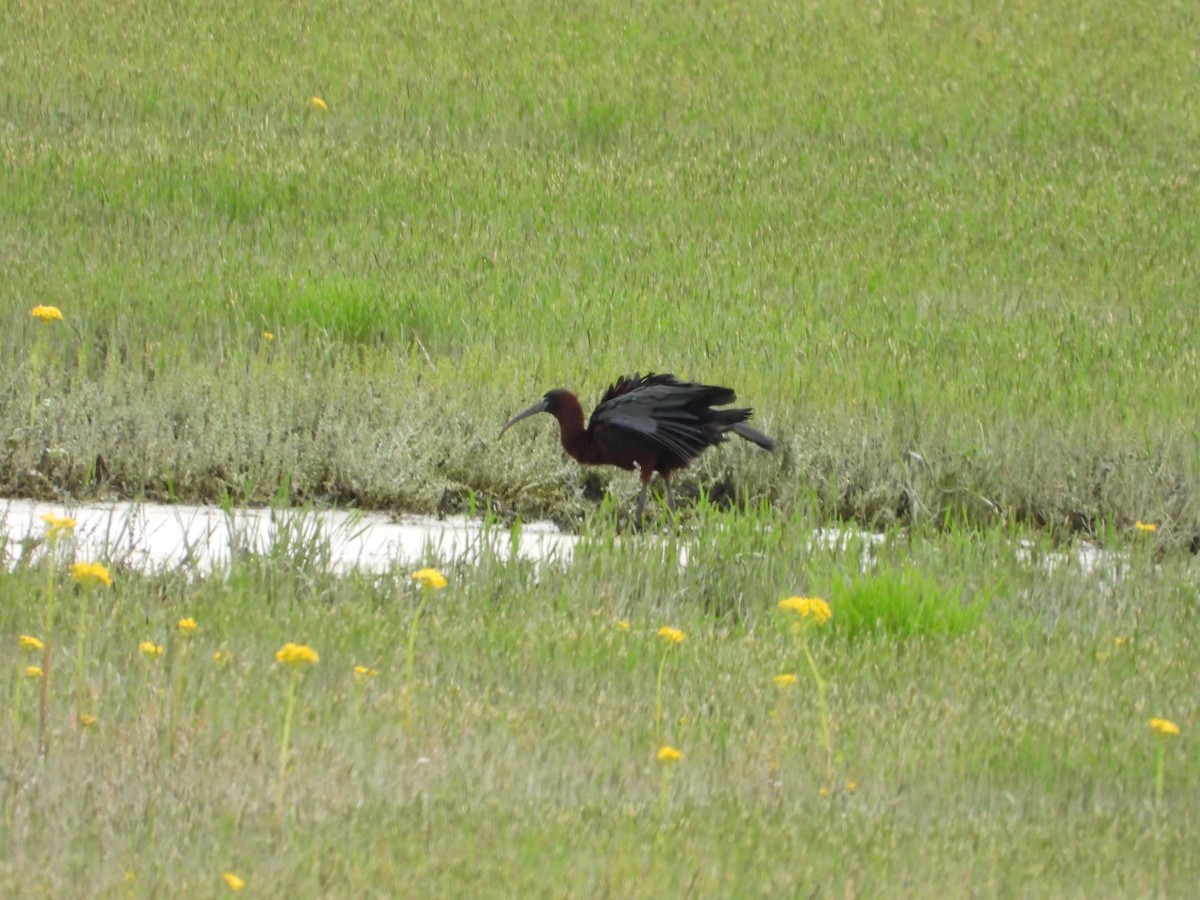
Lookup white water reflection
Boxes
[0,499,577,574]
[1015,538,1113,579]
[0,498,1124,582]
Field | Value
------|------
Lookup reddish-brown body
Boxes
[499,373,775,521]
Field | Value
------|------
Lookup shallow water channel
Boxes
[1,498,578,574]
[2,497,1120,582]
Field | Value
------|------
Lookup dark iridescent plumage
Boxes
[499,373,775,521]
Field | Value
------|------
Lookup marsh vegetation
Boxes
[3,0,1199,894]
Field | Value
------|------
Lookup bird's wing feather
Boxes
[594,385,711,460]
[592,373,669,410]
[598,413,705,460]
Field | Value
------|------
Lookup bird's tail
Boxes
[730,421,776,451]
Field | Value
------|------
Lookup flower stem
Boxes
[1154,742,1166,808]
[659,765,672,821]
[654,646,672,748]
[28,341,42,428]
[11,669,23,748]
[168,641,188,758]
[38,553,57,758]
[75,588,89,724]
[769,691,787,790]
[402,588,430,735]
[276,667,300,823]
[801,634,834,785]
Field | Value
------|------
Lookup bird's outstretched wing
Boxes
[590,374,735,462]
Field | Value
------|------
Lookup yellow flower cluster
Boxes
[778,596,832,624]
[1149,717,1180,737]
[773,673,799,688]
[657,626,685,645]
[19,634,44,652]
[353,665,379,684]
[310,96,328,111]
[25,665,44,679]
[1135,520,1157,534]
[31,305,63,323]
[71,561,112,588]
[657,745,683,763]
[139,641,164,659]
[275,642,320,668]
[178,617,197,634]
[411,568,447,590]
[40,512,76,536]
[222,872,246,891]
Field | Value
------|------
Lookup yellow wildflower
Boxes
[779,596,833,624]
[212,650,231,665]
[222,872,246,891]
[40,512,76,536]
[353,665,379,684]
[70,561,112,588]
[19,634,44,652]
[657,626,685,645]
[31,305,63,323]
[262,331,275,341]
[773,673,799,688]
[1149,717,1180,737]
[615,620,631,631]
[310,96,328,111]
[819,786,830,797]
[411,568,447,589]
[178,617,197,634]
[656,745,683,763]
[25,665,44,679]
[847,780,858,793]
[275,642,320,668]
[1135,521,1157,534]
[139,641,163,659]
[79,714,97,727]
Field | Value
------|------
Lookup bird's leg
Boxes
[634,464,654,529]
[635,480,649,528]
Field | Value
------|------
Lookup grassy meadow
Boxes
[2,518,1199,896]
[3,0,1200,895]
[3,0,1200,534]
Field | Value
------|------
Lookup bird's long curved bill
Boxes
[498,399,549,439]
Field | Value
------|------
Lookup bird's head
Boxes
[498,390,571,439]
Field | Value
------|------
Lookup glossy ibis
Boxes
[499,373,775,522]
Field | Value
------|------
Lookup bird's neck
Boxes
[552,394,593,462]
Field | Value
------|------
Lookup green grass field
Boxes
[3,0,1200,895]
[2,520,1197,896]
[5,0,1200,536]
